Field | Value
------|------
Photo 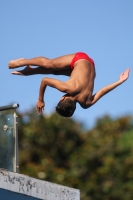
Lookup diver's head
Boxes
[56,96,76,117]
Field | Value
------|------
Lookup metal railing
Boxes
[0,103,19,173]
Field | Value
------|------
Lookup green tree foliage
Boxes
[18,108,83,180]
[18,108,133,200]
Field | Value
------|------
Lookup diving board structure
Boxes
[0,104,80,200]
[0,168,80,200]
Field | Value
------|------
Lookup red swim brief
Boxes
[71,52,94,70]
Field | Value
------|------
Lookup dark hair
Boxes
[56,98,76,117]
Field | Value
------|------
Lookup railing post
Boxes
[0,103,19,173]
[13,111,19,173]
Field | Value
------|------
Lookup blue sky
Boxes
[0,1,132,129]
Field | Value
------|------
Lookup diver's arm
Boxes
[86,68,130,108]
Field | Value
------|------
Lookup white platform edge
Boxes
[0,168,80,200]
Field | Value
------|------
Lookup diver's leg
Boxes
[8,53,75,69]
[11,65,72,76]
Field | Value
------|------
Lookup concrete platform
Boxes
[0,168,80,200]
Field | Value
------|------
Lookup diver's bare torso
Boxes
[65,59,96,108]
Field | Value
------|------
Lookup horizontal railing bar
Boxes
[0,103,19,111]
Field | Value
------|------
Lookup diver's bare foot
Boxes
[11,65,33,76]
[8,58,26,69]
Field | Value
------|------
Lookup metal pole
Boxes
[0,103,19,111]
[13,111,19,173]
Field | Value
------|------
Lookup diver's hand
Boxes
[119,68,130,83]
[36,99,45,114]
